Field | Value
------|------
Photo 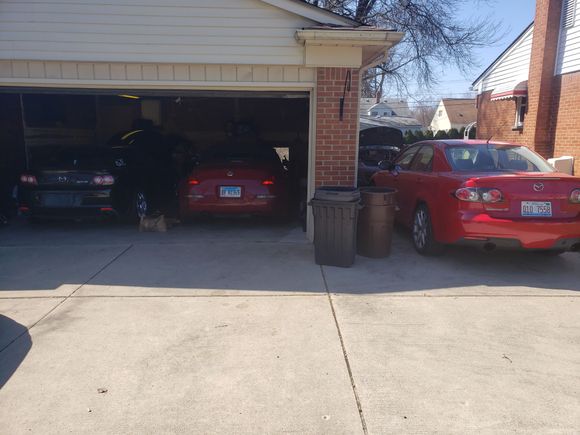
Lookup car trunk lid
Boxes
[190,161,282,200]
[471,173,580,219]
[35,170,111,189]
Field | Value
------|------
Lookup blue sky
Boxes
[409,0,535,102]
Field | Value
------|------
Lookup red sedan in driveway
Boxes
[179,147,289,219]
[372,140,580,255]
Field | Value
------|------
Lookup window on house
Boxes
[562,0,577,28]
[438,110,443,117]
[515,97,527,129]
[371,111,378,116]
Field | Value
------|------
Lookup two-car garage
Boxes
[0,0,402,236]
[1,88,311,223]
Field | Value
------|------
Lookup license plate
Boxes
[42,193,80,208]
[521,201,552,217]
[219,186,241,198]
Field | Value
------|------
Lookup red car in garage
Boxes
[179,146,289,219]
[372,140,580,255]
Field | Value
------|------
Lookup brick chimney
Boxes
[524,0,563,158]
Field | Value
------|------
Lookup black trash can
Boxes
[357,187,397,258]
[310,187,360,268]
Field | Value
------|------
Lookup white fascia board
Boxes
[260,0,358,26]
[296,29,404,46]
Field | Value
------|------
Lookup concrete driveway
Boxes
[1,219,579,434]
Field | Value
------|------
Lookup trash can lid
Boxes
[314,186,360,202]
[316,186,359,193]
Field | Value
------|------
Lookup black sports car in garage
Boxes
[18,130,187,221]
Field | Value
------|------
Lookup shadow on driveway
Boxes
[0,315,32,389]
[0,221,579,295]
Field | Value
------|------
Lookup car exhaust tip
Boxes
[483,242,497,252]
[570,243,580,252]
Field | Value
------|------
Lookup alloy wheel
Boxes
[136,192,148,218]
[413,209,428,249]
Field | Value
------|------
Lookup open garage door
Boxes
[1,89,310,228]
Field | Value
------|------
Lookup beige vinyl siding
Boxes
[0,61,315,88]
[476,26,533,94]
[0,0,315,65]
[557,1,580,75]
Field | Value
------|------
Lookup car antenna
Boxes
[486,135,493,144]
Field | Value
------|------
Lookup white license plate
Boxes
[219,186,241,198]
[521,201,552,217]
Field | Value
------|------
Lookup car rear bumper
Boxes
[180,196,284,216]
[19,189,117,219]
[456,212,580,250]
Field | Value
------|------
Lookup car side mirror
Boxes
[378,160,394,171]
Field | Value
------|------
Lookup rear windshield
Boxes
[28,146,112,170]
[445,144,554,173]
[201,147,281,165]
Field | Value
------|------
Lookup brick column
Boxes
[523,0,563,158]
[314,67,360,187]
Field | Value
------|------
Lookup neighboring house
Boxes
[429,98,477,133]
[472,0,580,175]
[369,99,413,118]
[360,115,423,134]
[0,0,403,238]
[359,98,422,133]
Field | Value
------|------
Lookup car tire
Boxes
[412,204,444,256]
[124,190,148,223]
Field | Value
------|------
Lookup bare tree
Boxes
[411,102,437,129]
[306,0,502,98]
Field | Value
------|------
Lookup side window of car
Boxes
[410,146,434,172]
[395,146,421,170]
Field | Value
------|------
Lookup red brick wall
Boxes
[477,0,580,175]
[551,72,580,175]
[522,0,563,157]
[476,92,525,143]
[314,67,360,187]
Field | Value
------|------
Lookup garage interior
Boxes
[0,90,310,226]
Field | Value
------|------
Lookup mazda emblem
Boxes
[533,182,544,192]
[226,171,234,177]
[57,176,67,183]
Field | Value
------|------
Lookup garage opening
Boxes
[0,90,310,229]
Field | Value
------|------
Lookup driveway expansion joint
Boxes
[0,244,134,355]
[321,266,368,435]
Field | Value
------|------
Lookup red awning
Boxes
[490,81,528,101]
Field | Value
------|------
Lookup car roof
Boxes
[410,139,523,148]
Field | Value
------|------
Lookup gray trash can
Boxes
[357,187,397,258]
[310,187,360,268]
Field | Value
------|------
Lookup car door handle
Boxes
[416,177,424,183]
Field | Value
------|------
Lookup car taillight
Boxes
[481,189,503,203]
[455,187,503,203]
[262,177,275,186]
[188,178,200,185]
[92,175,114,186]
[20,174,37,185]
[570,189,580,203]
[455,187,479,202]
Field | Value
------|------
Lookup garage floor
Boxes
[1,221,579,433]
